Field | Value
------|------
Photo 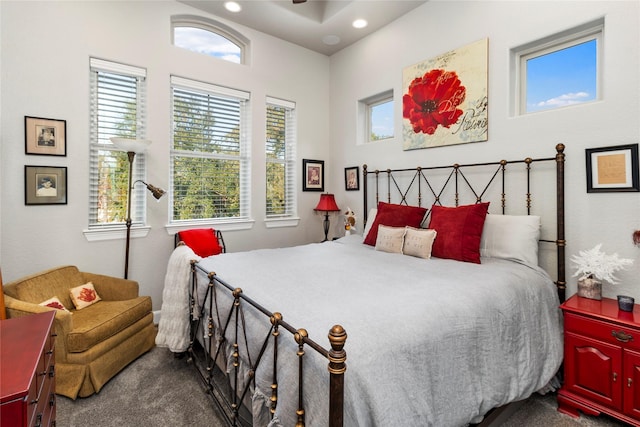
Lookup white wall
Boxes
[0,1,331,309]
[2,1,639,309]
[328,1,640,300]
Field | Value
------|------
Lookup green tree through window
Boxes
[170,77,249,222]
[266,98,296,217]
[89,59,147,228]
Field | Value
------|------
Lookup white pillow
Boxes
[403,227,437,259]
[69,282,102,310]
[480,214,541,266]
[39,296,72,313]
[362,208,377,240]
[375,225,406,254]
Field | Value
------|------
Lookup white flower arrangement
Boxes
[571,244,633,285]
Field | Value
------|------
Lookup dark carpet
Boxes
[57,346,226,426]
[57,346,628,426]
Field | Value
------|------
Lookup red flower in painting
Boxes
[403,69,466,135]
[78,287,97,302]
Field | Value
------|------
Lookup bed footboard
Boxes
[187,261,347,427]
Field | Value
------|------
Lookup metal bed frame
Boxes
[183,143,567,427]
[363,143,566,302]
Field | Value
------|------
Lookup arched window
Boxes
[172,15,250,65]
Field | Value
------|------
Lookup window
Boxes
[172,15,249,65]
[513,19,602,114]
[358,90,394,143]
[170,76,250,225]
[266,97,297,221]
[87,58,147,236]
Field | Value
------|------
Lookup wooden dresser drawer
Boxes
[33,374,55,427]
[565,312,640,351]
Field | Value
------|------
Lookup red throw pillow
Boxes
[363,202,427,246]
[178,229,223,257]
[428,202,489,263]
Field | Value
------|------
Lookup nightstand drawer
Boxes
[565,312,640,351]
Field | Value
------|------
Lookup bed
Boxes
[163,144,567,427]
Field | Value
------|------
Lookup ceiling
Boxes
[178,0,428,56]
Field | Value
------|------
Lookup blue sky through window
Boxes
[174,27,241,64]
[371,100,394,140]
[526,39,597,113]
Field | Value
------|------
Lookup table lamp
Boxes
[314,193,340,242]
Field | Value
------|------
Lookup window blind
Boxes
[89,58,147,228]
[266,97,296,218]
[170,76,250,222]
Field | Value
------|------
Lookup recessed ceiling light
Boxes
[352,19,368,29]
[322,35,341,46]
[224,2,241,13]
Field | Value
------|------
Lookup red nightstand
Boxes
[558,294,640,426]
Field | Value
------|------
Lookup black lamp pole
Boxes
[321,211,331,242]
[123,151,136,279]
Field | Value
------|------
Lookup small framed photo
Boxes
[25,116,67,156]
[303,159,324,192]
[345,166,359,191]
[25,166,68,205]
[586,144,639,193]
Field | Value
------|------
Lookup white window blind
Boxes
[170,76,250,222]
[89,58,147,228]
[266,97,296,218]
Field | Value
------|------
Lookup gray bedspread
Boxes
[191,234,563,427]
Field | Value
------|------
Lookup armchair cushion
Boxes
[66,297,152,352]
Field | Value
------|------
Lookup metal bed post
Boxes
[555,143,566,302]
[328,325,347,427]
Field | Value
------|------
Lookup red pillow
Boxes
[178,229,222,257]
[363,202,427,246]
[428,202,489,264]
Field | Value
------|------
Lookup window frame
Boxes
[265,96,299,228]
[166,75,253,234]
[84,58,149,242]
[512,19,603,115]
[358,89,394,144]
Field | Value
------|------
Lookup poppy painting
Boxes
[402,38,488,150]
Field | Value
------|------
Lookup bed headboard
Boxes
[363,143,566,302]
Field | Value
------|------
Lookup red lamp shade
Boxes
[314,194,340,212]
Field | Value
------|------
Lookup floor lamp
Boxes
[314,193,340,242]
[110,138,165,279]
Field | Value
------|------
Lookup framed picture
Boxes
[302,159,324,192]
[345,166,359,191]
[586,144,639,193]
[25,116,67,156]
[25,166,68,205]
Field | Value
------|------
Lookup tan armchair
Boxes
[2,266,156,399]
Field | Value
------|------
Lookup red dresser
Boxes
[558,294,640,426]
[0,311,56,427]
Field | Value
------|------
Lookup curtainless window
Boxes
[170,76,251,225]
[266,97,297,220]
[87,58,147,235]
